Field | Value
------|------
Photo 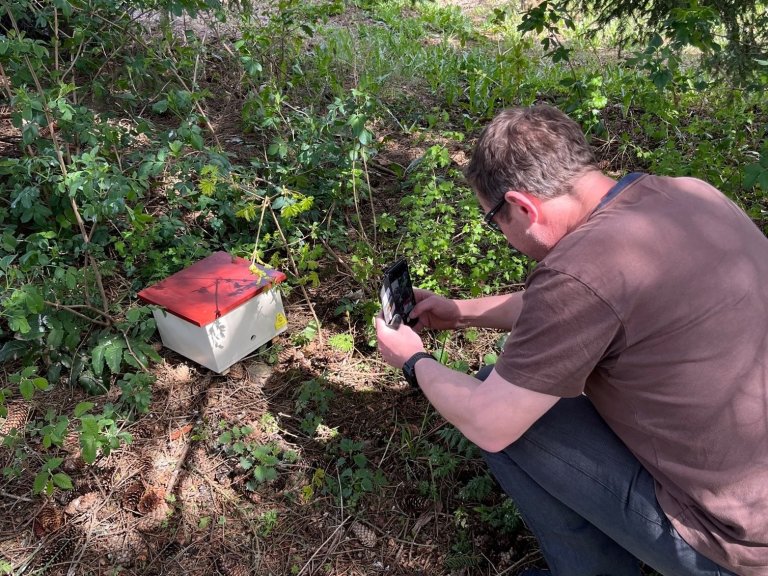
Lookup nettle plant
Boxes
[216,421,298,489]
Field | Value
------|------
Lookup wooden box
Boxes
[138,252,287,373]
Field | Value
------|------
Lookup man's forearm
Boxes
[455,291,524,331]
[412,355,559,452]
[414,358,485,442]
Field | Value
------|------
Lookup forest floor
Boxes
[1,284,545,576]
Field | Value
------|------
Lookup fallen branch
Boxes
[44,301,111,327]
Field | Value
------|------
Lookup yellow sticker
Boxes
[274,312,287,330]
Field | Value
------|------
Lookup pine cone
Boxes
[402,494,431,513]
[36,527,76,568]
[33,505,64,538]
[122,481,145,511]
[93,465,114,484]
[216,556,251,576]
[225,362,246,379]
[217,556,250,576]
[135,500,169,532]
[113,530,149,565]
[137,486,165,514]
[61,455,86,474]
[53,487,78,507]
[63,491,100,516]
[0,402,30,436]
[350,521,377,548]
[131,419,160,440]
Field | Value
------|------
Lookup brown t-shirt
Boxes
[495,174,768,575]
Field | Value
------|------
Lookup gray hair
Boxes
[465,105,597,203]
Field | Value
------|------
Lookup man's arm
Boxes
[415,358,559,452]
[375,315,557,452]
[411,290,525,332]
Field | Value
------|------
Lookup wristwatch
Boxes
[403,352,434,389]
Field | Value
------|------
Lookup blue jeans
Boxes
[480,390,736,576]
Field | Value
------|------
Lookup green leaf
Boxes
[19,379,34,400]
[92,342,105,375]
[759,171,768,190]
[81,436,97,463]
[47,326,64,349]
[52,473,73,490]
[43,457,64,471]
[169,140,183,155]
[140,343,162,364]
[353,453,367,468]
[0,341,27,363]
[190,132,204,150]
[744,163,763,188]
[104,341,124,373]
[328,334,354,353]
[0,254,16,270]
[126,308,142,323]
[253,465,277,483]
[651,69,673,90]
[32,377,48,391]
[9,316,31,334]
[33,471,48,494]
[74,402,94,417]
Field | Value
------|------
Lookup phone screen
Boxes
[380,259,416,326]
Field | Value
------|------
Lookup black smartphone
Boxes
[380,258,418,327]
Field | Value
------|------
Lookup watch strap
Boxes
[403,352,434,389]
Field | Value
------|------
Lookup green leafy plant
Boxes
[295,378,335,436]
[328,333,354,353]
[217,421,298,489]
[77,403,133,464]
[258,509,280,536]
[9,367,49,401]
[33,457,73,496]
[325,437,386,509]
[399,145,527,295]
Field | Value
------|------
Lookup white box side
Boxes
[206,289,287,372]
[152,289,287,373]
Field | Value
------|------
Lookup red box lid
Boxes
[137,252,286,327]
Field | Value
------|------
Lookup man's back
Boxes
[496,174,768,573]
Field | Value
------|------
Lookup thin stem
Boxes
[269,205,324,348]
[350,158,369,245]
[44,301,111,327]
[361,152,377,247]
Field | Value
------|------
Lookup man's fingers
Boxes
[375,314,399,332]
[410,298,431,318]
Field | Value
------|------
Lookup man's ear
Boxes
[507,191,541,225]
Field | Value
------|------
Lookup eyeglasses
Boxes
[482,196,507,231]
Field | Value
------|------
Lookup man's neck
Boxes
[537,170,618,254]
[572,170,618,216]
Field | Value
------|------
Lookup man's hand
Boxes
[375,314,425,369]
[409,289,462,332]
